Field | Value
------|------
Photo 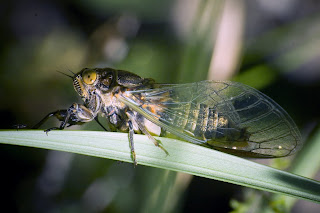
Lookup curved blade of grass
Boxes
[271,126,320,210]
[0,130,319,203]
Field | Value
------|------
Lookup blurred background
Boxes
[1,0,320,212]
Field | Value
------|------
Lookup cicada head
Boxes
[73,68,116,100]
[73,68,99,100]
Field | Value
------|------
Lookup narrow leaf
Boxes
[0,130,319,203]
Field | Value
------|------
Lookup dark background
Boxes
[1,0,320,212]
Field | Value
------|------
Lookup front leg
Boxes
[33,103,96,133]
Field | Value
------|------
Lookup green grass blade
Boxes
[0,130,319,203]
[270,127,320,210]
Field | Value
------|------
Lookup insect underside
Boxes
[33,67,302,165]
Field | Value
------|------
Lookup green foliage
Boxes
[1,130,320,205]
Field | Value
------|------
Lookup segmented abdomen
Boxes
[159,102,247,142]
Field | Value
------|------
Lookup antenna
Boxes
[56,70,73,78]
[68,69,76,75]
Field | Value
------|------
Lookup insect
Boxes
[33,67,302,165]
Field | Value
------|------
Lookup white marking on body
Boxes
[144,119,161,136]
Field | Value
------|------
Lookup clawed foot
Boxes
[44,127,59,135]
[154,139,169,156]
[132,150,137,167]
[12,124,27,130]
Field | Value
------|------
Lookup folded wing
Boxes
[120,81,302,158]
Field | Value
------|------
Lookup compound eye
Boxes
[82,69,97,85]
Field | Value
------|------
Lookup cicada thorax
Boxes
[92,69,159,133]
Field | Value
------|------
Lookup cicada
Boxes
[33,68,302,165]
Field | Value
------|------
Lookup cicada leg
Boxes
[32,103,96,134]
[135,120,169,156]
[32,110,68,129]
[12,124,27,130]
[126,111,169,158]
[94,117,113,132]
[128,120,137,166]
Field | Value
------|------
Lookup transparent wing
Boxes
[120,80,302,158]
